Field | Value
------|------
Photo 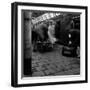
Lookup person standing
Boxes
[48,20,57,44]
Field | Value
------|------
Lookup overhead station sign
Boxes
[32,13,61,24]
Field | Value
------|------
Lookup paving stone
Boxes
[31,45,80,77]
[37,62,45,66]
[44,70,52,75]
[32,71,45,76]
[35,66,42,71]
[32,67,37,72]
[55,68,80,75]
[32,63,39,67]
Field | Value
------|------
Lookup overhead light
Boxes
[69,41,72,44]
[68,34,71,38]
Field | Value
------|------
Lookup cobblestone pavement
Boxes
[32,45,80,77]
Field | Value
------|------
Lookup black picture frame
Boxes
[11,2,88,87]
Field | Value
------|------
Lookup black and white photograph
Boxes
[23,11,80,77]
[11,2,88,87]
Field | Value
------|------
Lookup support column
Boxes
[23,11,32,76]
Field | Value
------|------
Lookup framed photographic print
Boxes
[11,2,88,87]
